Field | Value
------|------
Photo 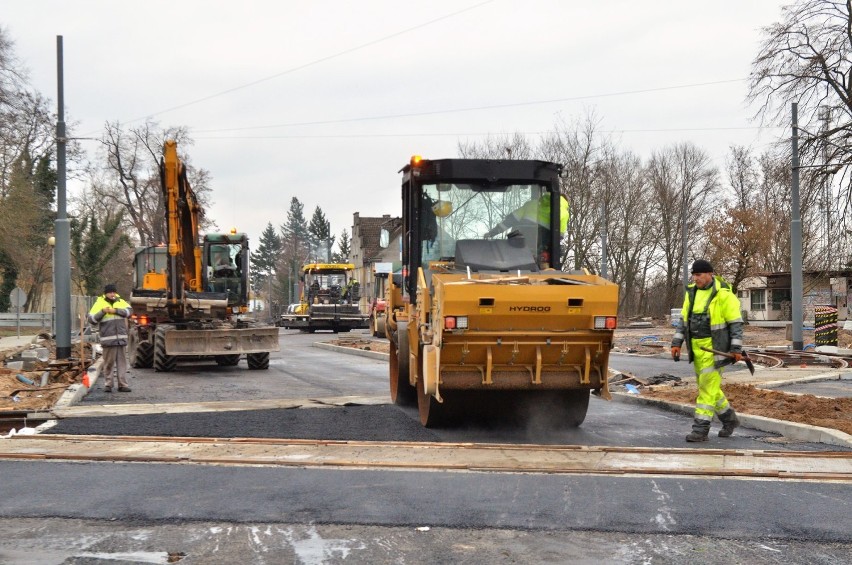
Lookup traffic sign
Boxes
[9,287,26,309]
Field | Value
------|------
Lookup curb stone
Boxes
[53,357,102,409]
[312,341,389,361]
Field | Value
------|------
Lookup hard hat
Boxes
[432,200,453,217]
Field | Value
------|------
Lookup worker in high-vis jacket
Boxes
[483,192,569,238]
[88,283,133,393]
[671,259,744,442]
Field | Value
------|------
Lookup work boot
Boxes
[103,386,112,393]
[718,409,740,438]
[118,386,132,393]
[685,419,711,442]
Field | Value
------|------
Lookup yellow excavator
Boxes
[382,156,619,427]
[127,140,279,371]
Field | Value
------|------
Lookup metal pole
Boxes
[681,193,689,287]
[791,102,804,351]
[54,36,72,359]
[49,237,56,337]
[600,201,607,278]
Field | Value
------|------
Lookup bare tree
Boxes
[748,0,852,263]
[457,132,534,160]
[88,120,214,246]
[647,142,720,309]
[539,113,607,272]
[599,148,657,316]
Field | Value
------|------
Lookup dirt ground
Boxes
[330,323,852,437]
[643,382,852,436]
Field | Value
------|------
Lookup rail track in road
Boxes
[2,434,850,482]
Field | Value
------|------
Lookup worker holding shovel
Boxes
[670,259,744,442]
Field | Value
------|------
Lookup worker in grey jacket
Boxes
[88,283,132,392]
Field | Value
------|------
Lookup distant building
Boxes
[350,213,402,312]
[738,270,852,322]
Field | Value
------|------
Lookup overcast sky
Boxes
[4,0,789,248]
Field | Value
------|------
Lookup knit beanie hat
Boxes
[690,259,714,274]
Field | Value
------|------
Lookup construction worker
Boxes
[671,259,743,441]
[88,283,132,393]
[343,278,360,303]
[483,192,569,238]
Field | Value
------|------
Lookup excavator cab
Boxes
[202,233,249,309]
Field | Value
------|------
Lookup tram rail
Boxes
[1,434,850,482]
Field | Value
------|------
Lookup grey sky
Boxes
[4,0,787,247]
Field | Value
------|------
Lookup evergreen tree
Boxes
[0,250,16,312]
[70,212,132,296]
[250,222,283,305]
[280,197,309,304]
[0,153,56,311]
[332,228,351,263]
[307,206,334,262]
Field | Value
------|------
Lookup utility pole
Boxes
[820,105,831,269]
[599,201,607,279]
[791,102,804,351]
[54,36,72,359]
[681,192,689,288]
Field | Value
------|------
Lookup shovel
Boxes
[699,346,755,375]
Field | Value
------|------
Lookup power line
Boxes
[118,0,494,126]
[192,78,749,133]
[193,125,784,141]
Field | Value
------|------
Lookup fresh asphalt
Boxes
[1,329,850,562]
[45,331,847,451]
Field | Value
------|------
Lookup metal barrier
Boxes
[0,312,52,328]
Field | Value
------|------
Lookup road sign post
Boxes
[9,287,26,338]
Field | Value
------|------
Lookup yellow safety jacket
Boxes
[88,294,132,347]
[671,276,744,368]
[513,194,570,233]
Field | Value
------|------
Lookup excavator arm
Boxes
[161,140,203,306]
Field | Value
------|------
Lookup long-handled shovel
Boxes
[699,346,755,375]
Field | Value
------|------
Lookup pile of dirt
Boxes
[331,337,390,355]
[643,383,852,436]
[1,338,93,412]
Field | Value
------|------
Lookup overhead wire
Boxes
[193,125,785,141]
[115,0,495,128]
[192,79,750,133]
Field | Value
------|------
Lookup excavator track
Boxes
[2,435,850,483]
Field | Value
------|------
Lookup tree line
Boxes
[1,0,850,318]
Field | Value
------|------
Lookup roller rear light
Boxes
[594,316,617,330]
[444,316,468,330]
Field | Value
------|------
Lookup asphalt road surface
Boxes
[1,329,849,564]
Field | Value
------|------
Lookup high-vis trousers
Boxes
[690,337,731,423]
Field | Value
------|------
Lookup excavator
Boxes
[127,140,279,371]
[382,155,619,427]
